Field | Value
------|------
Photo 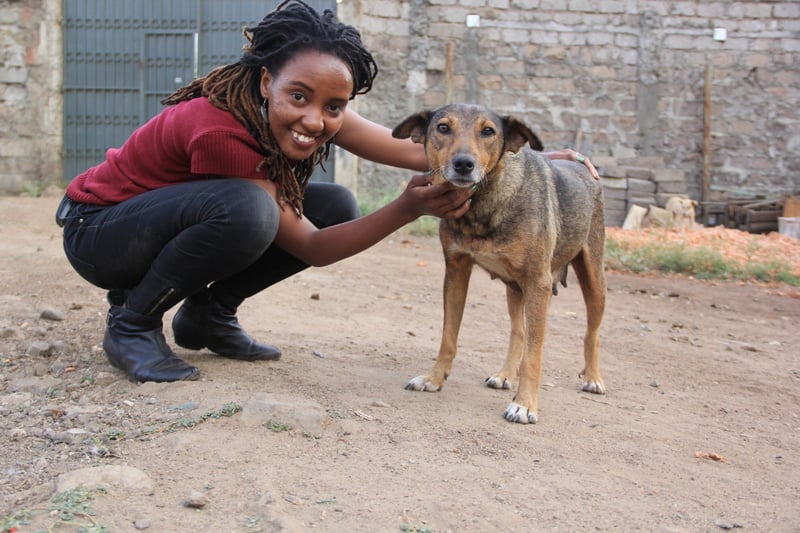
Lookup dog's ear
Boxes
[392,112,432,144]
[502,116,544,153]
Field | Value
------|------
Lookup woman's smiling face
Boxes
[260,49,353,161]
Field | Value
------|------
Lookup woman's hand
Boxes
[399,173,474,220]
[544,149,600,180]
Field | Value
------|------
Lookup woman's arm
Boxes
[334,108,428,171]
[542,148,600,180]
[248,175,472,267]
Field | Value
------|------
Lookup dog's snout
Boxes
[453,156,475,176]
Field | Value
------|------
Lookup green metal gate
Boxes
[62,0,335,183]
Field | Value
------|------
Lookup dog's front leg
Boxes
[504,279,552,424]
[485,283,524,390]
[406,252,473,392]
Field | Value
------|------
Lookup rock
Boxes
[714,518,743,530]
[57,465,155,495]
[39,307,64,321]
[1,391,33,409]
[133,518,151,530]
[9,376,62,395]
[26,340,52,357]
[45,428,91,445]
[240,392,328,434]
[182,490,209,509]
[93,371,119,387]
[9,427,27,441]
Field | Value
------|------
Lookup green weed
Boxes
[265,418,292,432]
[604,235,800,286]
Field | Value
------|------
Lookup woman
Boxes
[58,0,597,383]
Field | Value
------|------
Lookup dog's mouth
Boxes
[446,179,477,189]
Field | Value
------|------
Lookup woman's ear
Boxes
[260,66,272,99]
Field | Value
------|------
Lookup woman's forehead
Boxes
[274,49,354,94]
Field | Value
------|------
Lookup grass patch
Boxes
[50,487,109,532]
[163,402,242,433]
[1,510,32,532]
[604,234,800,286]
[358,192,440,237]
[265,418,292,432]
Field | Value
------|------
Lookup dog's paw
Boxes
[485,375,511,389]
[405,375,442,392]
[581,380,606,395]
[503,402,538,424]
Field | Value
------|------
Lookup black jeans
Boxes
[61,179,360,315]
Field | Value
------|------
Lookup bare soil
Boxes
[1,195,799,532]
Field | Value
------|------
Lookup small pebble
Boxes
[183,490,209,509]
[40,308,65,321]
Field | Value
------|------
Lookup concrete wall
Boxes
[0,0,62,194]
[340,0,800,202]
[0,0,798,203]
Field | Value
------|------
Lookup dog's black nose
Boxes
[452,156,475,175]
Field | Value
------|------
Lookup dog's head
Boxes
[392,104,543,188]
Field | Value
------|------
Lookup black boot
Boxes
[172,289,281,361]
[103,304,200,383]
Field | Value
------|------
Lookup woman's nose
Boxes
[302,108,325,133]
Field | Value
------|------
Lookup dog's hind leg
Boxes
[406,252,473,392]
[485,282,524,390]
[570,247,606,395]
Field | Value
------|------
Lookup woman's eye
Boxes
[291,92,305,102]
[437,123,450,134]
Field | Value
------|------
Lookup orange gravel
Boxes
[606,225,800,279]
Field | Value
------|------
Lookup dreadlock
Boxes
[161,0,378,216]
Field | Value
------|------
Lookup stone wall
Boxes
[340,0,800,203]
[0,0,62,194]
[0,0,798,205]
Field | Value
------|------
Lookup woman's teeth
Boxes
[292,131,314,143]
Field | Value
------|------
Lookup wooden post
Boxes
[445,42,454,104]
[702,58,712,202]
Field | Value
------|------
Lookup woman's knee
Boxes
[210,181,280,249]
[303,182,360,228]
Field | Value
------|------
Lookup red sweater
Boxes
[66,98,266,205]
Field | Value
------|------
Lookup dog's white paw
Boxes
[503,402,537,424]
[405,375,442,392]
[485,376,511,389]
[582,380,606,394]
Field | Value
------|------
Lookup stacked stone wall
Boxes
[342,0,800,203]
[0,0,62,194]
[0,0,797,205]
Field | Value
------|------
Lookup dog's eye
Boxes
[436,123,450,134]
[481,127,496,137]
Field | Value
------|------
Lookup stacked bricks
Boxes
[595,157,689,227]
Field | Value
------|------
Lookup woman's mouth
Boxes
[291,130,316,144]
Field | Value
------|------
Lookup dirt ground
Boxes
[1,195,799,533]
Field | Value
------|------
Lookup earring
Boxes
[260,99,269,124]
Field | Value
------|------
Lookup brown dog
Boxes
[392,104,607,424]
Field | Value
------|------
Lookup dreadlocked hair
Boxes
[161,0,378,216]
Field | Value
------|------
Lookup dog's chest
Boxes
[444,238,521,283]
